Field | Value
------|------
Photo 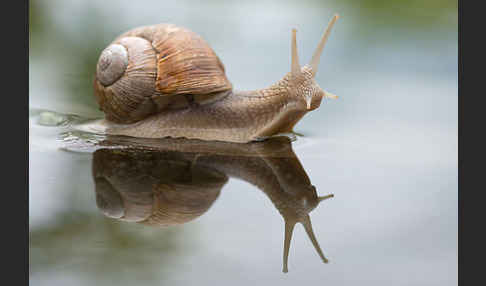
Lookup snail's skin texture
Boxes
[94,16,339,143]
[104,69,322,143]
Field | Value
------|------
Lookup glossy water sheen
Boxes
[29,0,457,285]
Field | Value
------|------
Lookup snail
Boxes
[91,136,334,272]
[93,15,340,143]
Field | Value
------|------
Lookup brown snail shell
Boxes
[94,24,232,124]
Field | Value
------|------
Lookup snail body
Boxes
[94,16,339,143]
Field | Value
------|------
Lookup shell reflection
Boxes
[93,148,226,226]
[91,136,333,272]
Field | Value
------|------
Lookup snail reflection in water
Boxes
[93,15,339,143]
[92,136,333,273]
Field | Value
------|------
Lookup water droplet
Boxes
[37,111,68,126]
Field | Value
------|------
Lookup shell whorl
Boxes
[96,44,128,86]
[94,36,163,124]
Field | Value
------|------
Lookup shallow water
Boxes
[29,0,457,285]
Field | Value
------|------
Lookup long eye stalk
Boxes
[291,29,301,76]
[310,14,339,76]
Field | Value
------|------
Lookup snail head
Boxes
[289,14,339,110]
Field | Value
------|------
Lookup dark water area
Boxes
[30,0,457,285]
